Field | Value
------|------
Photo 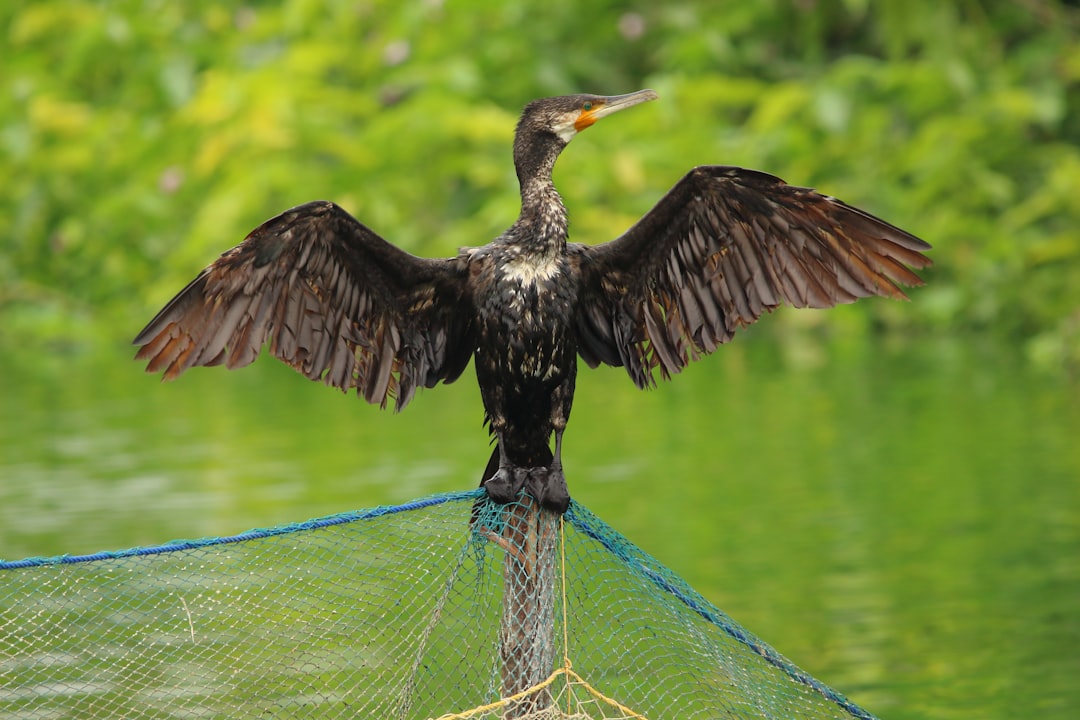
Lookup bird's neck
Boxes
[512,175,568,258]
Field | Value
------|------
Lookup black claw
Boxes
[524,467,570,514]
[484,468,518,504]
[523,468,546,506]
[543,468,570,514]
[484,464,570,513]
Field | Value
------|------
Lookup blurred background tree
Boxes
[2,0,1079,370]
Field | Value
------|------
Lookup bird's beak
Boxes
[574,89,659,132]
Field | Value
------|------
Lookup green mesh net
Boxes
[0,491,876,719]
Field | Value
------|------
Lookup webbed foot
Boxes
[525,466,570,514]
[483,466,531,505]
[483,465,569,513]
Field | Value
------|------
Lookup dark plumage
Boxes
[134,90,931,513]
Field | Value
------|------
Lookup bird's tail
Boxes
[479,444,500,490]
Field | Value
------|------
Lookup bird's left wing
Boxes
[570,165,932,388]
[134,201,474,410]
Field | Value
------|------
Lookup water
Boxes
[2,332,1077,719]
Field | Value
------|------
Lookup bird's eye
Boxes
[583,102,592,111]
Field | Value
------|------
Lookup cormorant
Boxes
[134,90,931,513]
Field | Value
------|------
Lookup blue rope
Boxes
[0,489,483,570]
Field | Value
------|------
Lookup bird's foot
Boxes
[483,466,531,505]
[483,465,570,514]
[525,466,570,514]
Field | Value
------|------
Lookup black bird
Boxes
[134,90,931,513]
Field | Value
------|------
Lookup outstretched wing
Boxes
[134,201,474,410]
[571,166,932,388]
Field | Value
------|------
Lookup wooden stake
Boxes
[492,496,559,719]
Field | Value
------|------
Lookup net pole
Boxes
[498,496,559,718]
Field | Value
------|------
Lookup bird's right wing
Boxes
[134,201,475,410]
[570,166,932,388]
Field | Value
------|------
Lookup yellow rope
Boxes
[432,514,648,720]
[431,664,648,720]
[430,669,561,719]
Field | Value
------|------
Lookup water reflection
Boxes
[1,336,1077,719]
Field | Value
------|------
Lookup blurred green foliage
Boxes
[2,0,1079,369]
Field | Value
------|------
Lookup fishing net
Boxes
[0,491,877,719]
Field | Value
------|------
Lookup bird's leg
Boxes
[525,427,570,513]
[545,428,570,513]
[550,428,565,475]
[525,375,573,513]
[483,427,530,505]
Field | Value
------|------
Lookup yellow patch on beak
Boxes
[573,106,601,132]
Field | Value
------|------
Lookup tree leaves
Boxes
[2,0,1078,366]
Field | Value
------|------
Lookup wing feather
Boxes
[571,166,931,387]
[134,200,474,410]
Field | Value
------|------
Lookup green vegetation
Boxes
[3,1,1079,369]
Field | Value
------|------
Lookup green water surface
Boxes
[1,333,1077,719]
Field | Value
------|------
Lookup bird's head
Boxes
[513,90,658,179]
[529,89,659,144]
